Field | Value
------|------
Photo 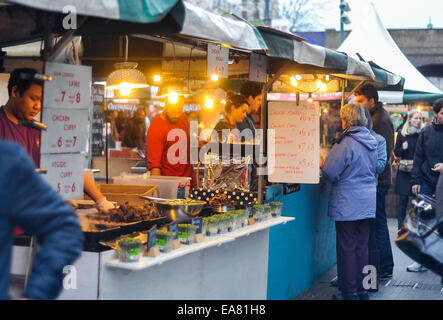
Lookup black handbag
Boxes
[396,194,443,276]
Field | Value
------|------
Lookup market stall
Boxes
[5,0,404,301]
[6,0,296,300]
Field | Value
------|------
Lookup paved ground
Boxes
[295,219,443,300]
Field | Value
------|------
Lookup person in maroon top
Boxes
[147,95,194,185]
[0,68,115,216]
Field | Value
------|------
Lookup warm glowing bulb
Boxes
[211,74,219,82]
[168,92,179,104]
[160,102,165,107]
[417,106,422,112]
[296,74,302,81]
[325,75,330,81]
[205,98,214,109]
[220,99,227,104]
[153,75,161,83]
[119,82,132,96]
[290,76,298,87]
[323,108,328,114]
[316,79,324,88]
[307,94,313,103]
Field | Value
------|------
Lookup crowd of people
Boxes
[1,66,442,301]
[321,83,443,300]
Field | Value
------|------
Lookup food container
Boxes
[237,210,249,227]
[270,202,283,217]
[178,224,198,244]
[83,225,121,252]
[202,217,209,236]
[118,238,143,262]
[225,213,236,232]
[156,230,175,253]
[151,199,207,223]
[206,217,219,236]
[218,214,229,234]
[92,184,159,206]
[253,205,270,222]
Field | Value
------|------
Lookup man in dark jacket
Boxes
[124,108,147,151]
[0,141,83,300]
[411,98,443,197]
[355,84,395,280]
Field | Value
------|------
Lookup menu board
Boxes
[207,44,229,78]
[43,62,92,109]
[41,62,92,200]
[40,109,88,153]
[91,84,104,157]
[40,153,85,199]
[249,53,267,83]
[267,101,320,184]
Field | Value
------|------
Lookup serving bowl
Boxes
[150,199,207,223]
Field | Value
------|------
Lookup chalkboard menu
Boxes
[91,84,104,157]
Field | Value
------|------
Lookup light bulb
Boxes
[205,98,214,109]
[168,92,179,104]
[296,74,302,81]
[325,75,330,81]
[290,76,298,87]
[307,94,313,103]
[119,82,132,96]
[153,75,161,83]
[211,74,219,82]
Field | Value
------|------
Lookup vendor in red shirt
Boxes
[147,94,194,185]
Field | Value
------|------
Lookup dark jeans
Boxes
[420,182,436,198]
[375,185,394,275]
[397,195,409,230]
[336,219,370,294]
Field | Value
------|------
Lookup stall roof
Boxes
[0,0,185,47]
[337,2,443,103]
[177,2,268,52]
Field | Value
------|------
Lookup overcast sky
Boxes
[284,0,443,31]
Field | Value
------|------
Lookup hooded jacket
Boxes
[0,141,83,300]
[322,126,378,221]
[370,102,395,186]
[411,118,443,188]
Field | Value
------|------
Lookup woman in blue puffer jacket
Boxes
[321,103,378,300]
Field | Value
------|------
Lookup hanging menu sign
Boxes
[267,101,320,184]
[207,44,229,78]
[91,84,104,157]
[41,62,92,200]
[43,62,92,109]
[40,153,85,199]
[40,109,88,153]
[249,53,267,83]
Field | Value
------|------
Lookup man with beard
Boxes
[147,95,193,184]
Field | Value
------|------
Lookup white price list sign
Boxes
[207,44,229,78]
[249,53,267,83]
[267,101,320,184]
[40,109,88,153]
[43,62,92,109]
[40,153,85,200]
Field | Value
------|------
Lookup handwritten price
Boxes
[56,136,77,148]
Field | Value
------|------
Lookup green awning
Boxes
[0,0,186,46]
[403,91,443,104]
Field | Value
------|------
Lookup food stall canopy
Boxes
[0,0,185,47]
[257,26,375,80]
[177,1,268,52]
[337,2,443,103]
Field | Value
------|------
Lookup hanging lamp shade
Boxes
[106,62,149,95]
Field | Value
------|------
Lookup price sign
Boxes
[40,109,88,153]
[147,225,158,250]
[268,101,320,184]
[207,44,229,78]
[167,221,179,239]
[191,217,203,234]
[249,53,267,83]
[44,62,92,109]
[40,153,85,200]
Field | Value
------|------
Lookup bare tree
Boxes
[281,0,331,32]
